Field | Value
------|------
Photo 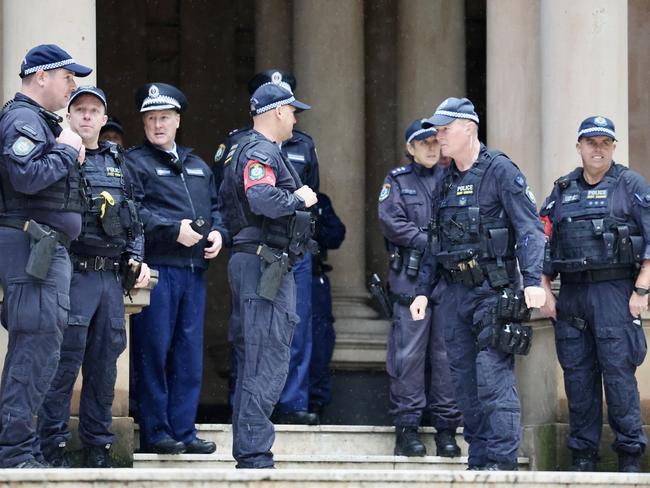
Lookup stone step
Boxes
[133,453,509,470]
[2,468,648,487]
[136,424,469,456]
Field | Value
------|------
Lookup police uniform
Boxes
[216,70,320,423]
[126,83,228,454]
[309,192,345,414]
[0,44,91,468]
[217,82,312,468]
[541,116,649,472]
[416,98,545,470]
[36,87,144,468]
[378,119,461,457]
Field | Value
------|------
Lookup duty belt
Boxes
[0,216,71,249]
[232,243,281,256]
[389,292,415,306]
[71,254,121,272]
[560,267,635,284]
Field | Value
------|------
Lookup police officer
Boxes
[218,82,317,468]
[308,192,345,417]
[378,119,461,457]
[37,86,150,468]
[126,83,227,455]
[0,44,91,468]
[99,116,125,147]
[410,98,546,470]
[540,116,650,472]
[216,69,320,425]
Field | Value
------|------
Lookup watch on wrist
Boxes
[634,286,649,296]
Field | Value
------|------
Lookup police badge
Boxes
[378,183,391,202]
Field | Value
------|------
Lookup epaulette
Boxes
[292,128,315,143]
[228,127,242,137]
[389,165,412,177]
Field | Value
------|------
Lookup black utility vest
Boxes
[436,152,516,270]
[546,165,643,272]
[0,99,84,213]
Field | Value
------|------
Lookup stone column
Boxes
[2,0,96,106]
[540,0,628,190]
[628,0,650,181]
[396,0,465,147]
[255,0,293,71]
[294,0,382,365]
[486,0,542,197]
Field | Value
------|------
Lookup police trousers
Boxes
[441,281,521,466]
[309,272,336,410]
[38,269,126,453]
[0,228,70,467]
[228,252,298,468]
[386,284,461,430]
[555,280,647,455]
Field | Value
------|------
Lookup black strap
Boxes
[389,292,414,306]
[560,267,635,284]
[0,217,71,249]
[71,254,120,272]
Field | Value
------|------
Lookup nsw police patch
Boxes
[12,136,35,156]
[248,162,265,181]
[378,183,391,202]
[215,144,225,162]
[525,186,536,204]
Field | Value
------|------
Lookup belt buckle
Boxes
[94,256,105,271]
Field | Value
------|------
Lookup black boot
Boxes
[43,442,70,468]
[618,452,641,473]
[569,448,597,472]
[483,459,519,471]
[83,444,112,468]
[435,429,461,457]
[394,426,426,456]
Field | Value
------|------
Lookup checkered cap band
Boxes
[141,95,181,110]
[407,128,436,144]
[434,109,479,124]
[578,126,616,139]
[23,58,76,76]
[255,96,295,115]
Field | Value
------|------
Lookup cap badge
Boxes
[271,71,282,84]
[593,116,607,126]
[148,85,160,98]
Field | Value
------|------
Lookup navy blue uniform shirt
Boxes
[0,93,82,238]
[125,141,228,270]
[417,145,545,296]
[214,126,319,192]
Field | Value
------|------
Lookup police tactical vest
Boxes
[546,164,643,273]
[73,143,141,256]
[436,152,516,270]
[0,99,84,213]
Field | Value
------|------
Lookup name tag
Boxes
[156,168,172,176]
[562,193,579,203]
[287,153,306,162]
[186,168,205,177]
[401,189,417,195]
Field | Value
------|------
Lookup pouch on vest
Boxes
[99,191,122,236]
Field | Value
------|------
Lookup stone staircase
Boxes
[132,423,527,471]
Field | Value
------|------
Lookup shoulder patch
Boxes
[214,143,226,162]
[525,186,536,204]
[12,136,35,156]
[248,162,265,181]
[244,159,276,192]
[378,183,391,202]
[514,175,525,188]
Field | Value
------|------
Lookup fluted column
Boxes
[540,0,628,189]
[255,0,293,71]
[396,0,465,146]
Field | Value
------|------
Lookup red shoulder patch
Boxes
[540,215,552,239]
[244,160,276,192]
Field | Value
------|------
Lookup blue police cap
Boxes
[67,85,107,111]
[248,70,297,96]
[405,118,437,144]
[136,83,188,113]
[19,44,92,79]
[423,97,479,127]
[578,116,617,141]
[101,116,124,135]
[250,83,310,115]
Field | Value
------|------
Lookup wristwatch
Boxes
[634,286,649,296]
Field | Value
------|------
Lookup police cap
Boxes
[248,70,297,95]
[136,83,188,113]
[101,116,124,135]
[423,97,479,128]
[577,116,617,141]
[405,118,437,144]
[19,44,92,79]
[68,86,107,111]
[250,83,310,115]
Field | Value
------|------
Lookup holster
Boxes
[24,220,57,280]
[367,273,393,319]
[257,244,290,301]
[119,257,141,293]
[476,288,533,356]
